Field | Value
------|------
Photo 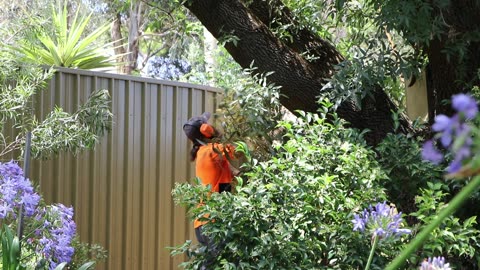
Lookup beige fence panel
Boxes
[28,67,221,270]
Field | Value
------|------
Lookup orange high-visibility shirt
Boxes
[194,143,235,228]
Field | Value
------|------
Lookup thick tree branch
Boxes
[425,0,480,121]
[184,0,412,145]
[246,0,344,75]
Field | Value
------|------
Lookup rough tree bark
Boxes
[111,14,129,74]
[184,0,413,146]
[425,0,480,123]
[110,1,146,74]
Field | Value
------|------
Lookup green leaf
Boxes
[53,262,68,270]
[9,237,20,269]
[13,2,120,69]
[77,261,96,270]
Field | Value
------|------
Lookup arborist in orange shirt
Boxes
[183,112,239,260]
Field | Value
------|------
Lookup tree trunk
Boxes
[111,14,129,74]
[125,1,144,74]
[109,1,145,74]
[184,0,412,145]
[425,0,480,122]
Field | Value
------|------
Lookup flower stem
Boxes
[385,175,480,270]
[365,235,379,270]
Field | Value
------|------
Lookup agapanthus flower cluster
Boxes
[422,93,478,173]
[0,161,78,269]
[419,256,451,270]
[33,204,77,269]
[0,160,41,218]
[352,202,411,239]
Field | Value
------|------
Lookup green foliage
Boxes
[409,182,480,268]
[15,2,118,69]
[0,54,53,126]
[217,63,285,161]
[376,131,480,269]
[28,87,110,158]
[173,104,480,269]
[366,0,447,45]
[325,40,422,109]
[0,47,112,160]
[30,89,112,159]
[142,0,202,58]
[1,225,25,270]
[276,0,427,109]
[68,238,107,270]
[375,132,444,214]
[172,110,399,269]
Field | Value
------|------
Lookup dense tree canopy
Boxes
[180,0,480,145]
[5,0,479,146]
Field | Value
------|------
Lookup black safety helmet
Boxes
[183,112,211,144]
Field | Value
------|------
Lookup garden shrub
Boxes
[172,110,410,269]
[216,65,285,163]
[410,182,480,268]
[173,103,480,269]
[376,130,480,268]
[0,42,110,269]
[375,132,444,219]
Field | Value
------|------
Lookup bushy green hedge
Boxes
[173,112,400,269]
[173,108,480,269]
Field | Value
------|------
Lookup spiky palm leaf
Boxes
[16,3,122,69]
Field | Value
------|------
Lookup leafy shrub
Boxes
[375,132,444,217]
[0,36,110,269]
[172,110,400,269]
[0,49,112,160]
[410,182,480,268]
[217,65,285,162]
[173,101,480,269]
[69,239,108,269]
[377,94,480,269]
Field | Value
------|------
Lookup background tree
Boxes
[106,0,204,75]
[0,1,113,158]
[108,0,145,74]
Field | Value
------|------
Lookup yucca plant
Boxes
[16,2,121,69]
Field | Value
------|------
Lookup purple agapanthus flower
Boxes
[34,204,77,270]
[452,94,478,119]
[419,256,451,270]
[352,202,411,239]
[421,140,443,164]
[422,93,478,173]
[0,161,77,269]
[0,161,41,219]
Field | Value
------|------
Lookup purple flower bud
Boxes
[432,115,451,132]
[452,94,478,119]
[0,161,41,219]
[421,141,443,164]
[422,94,478,174]
[419,256,451,270]
[34,204,77,269]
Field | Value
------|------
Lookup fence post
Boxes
[16,131,31,254]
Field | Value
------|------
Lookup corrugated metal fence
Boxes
[29,67,221,270]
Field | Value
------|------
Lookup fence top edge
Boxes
[50,66,224,93]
